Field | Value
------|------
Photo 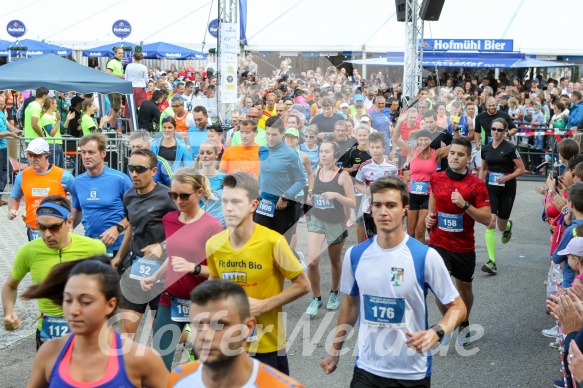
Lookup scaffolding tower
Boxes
[402,0,424,104]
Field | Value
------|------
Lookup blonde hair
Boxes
[194,141,220,171]
[41,97,55,117]
[172,167,216,200]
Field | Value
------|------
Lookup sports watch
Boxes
[461,201,470,211]
[429,324,445,341]
[115,223,124,233]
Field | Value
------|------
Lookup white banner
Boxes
[219,23,239,104]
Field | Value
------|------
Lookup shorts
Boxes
[363,212,377,239]
[251,350,289,376]
[307,216,346,245]
[119,273,162,314]
[487,184,517,220]
[430,245,476,283]
[350,366,430,388]
[409,193,429,211]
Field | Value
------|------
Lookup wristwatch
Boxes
[429,324,445,341]
[114,223,124,233]
[281,193,289,201]
[461,201,470,211]
[192,264,201,276]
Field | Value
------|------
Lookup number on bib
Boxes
[256,199,275,217]
[410,181,429,195]
[129,257,161,280]
[170,297,191,322]
[363,295,406,328]
[488,172,506,187]
[437,212,464,232]
[40,315,70,340]
[313,194,334,209]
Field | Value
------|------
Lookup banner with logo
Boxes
[421,39,513,52]
[219,23,239,104]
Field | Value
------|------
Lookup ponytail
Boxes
[173,167,216,201]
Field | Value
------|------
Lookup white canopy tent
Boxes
[0,0,581,56]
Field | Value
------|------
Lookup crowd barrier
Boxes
[514,127,571,182]
[1,135,132,195]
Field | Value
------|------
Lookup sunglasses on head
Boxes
[168,191,196,201]
[128,165,153,173]
[37,219,66,233]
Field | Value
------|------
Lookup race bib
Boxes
[438,212,463,232]
[40,315,69,340]
[247,327,258,343]
[32,188,49,197]
[170,297,191,322]
[221,271,247,283]
[29,229,41,240]
[488,172,506,187]
[129,257,161,280]
[410,181,429,195]
[363,295,406,328]
[313,194,334,209]
[256,199,275,217]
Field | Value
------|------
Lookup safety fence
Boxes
[1,135,132,195]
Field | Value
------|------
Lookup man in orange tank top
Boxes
[168,279,304,388]
[7,138,74,241]
[171,96,194,133]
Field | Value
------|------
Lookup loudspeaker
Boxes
[419,0,445,21]
[395,0,407,22]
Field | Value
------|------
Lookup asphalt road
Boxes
[0,181,561,387]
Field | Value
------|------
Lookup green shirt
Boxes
[10,234,106,329]
[81,115,96,136]
[24,100,42,139]
[39,113,62,144]
[159,107,174,129]
[106,58,124,76]
[231,127,267,147]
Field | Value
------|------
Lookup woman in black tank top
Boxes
[304,140,356,317]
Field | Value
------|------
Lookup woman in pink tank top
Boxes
[393,128,450,244]
[23,256,168,388]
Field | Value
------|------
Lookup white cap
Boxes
[25,138,50,154]
[340,103,349,108]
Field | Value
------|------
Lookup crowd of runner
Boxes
[2,53,583,387]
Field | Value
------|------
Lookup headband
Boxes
[36,203,70,220]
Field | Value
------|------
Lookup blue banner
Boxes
[112,20,132,39]
[6,20,26,38]
[421,39,513,52]
[239,0,247,41]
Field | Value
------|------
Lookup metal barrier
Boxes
[1,135,132,195]
[515,127,570,182]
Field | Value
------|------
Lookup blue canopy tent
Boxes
[82,42,138,58]
[140,42,207,60]
[0,54,136,128]
[0,39,71,57]
[348,52,574,68]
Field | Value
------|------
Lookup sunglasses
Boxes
[491,127,506,132]
[128,165,153,173]
[168,191,196,201]
[305,135,316,139]
[37,219,66,233]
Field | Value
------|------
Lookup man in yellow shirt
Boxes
[206,172,310,375]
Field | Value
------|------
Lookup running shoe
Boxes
[553,378,565,388]
[305,298,322,316]
[327,293,339,310]
[549,339,561,349]
[457,322,472,346]
[481,260,497,275]
[542,325,561,338]
[501,220,513,244]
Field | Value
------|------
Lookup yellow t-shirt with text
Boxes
[206,224,303,353]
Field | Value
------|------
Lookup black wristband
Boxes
[193,264,201,276]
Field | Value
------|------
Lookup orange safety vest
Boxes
[21,166,67,228]
[175,114,189,132]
